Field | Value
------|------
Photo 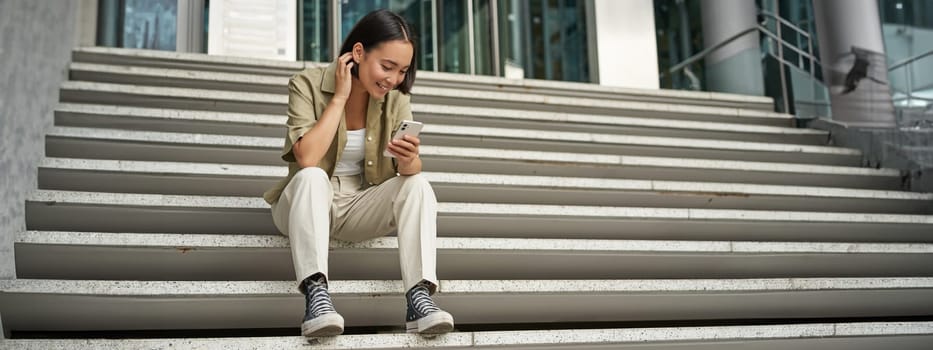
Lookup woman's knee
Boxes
[398,174,436,199]
[292,167,329,185]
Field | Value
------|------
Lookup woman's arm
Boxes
[293,53,354,168]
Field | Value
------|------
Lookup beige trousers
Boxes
[271,167,439,291]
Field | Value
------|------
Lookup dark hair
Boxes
[339,9,417,94]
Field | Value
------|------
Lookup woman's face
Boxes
[353,40,413,98]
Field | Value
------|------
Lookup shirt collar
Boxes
[322,62,337,94]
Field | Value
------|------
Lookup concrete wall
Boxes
[0,0,79,280]
[592,0,659,89]
[700,0,764,96]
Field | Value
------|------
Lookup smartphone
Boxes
[383,120,424,158]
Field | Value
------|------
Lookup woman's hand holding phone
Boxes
[385,121,423,158]
[390,134,421,175]
[386,121,424,175]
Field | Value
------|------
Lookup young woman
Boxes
[263,9,453,337]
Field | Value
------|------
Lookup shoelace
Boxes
[409,286,440,316]
[307,284,336,317]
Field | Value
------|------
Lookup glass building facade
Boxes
[94,0,932,118]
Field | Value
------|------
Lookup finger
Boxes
[387,144,409,158]
[402,135,420,146]
[336,53,351,64]
[391,139,417,154]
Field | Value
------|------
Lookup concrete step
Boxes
[47,106,861,166]
[36,158,933,214]
[43,127,903,190]
[72,46,305,76]
[71,46,777,111]
[59,81,285,115]
[414,125,858,166]
[8,322,933,349]
[55,103,829,145]
[2,278,932,331]
[24,190,933,242]
[15,231,933,281]
[412,104,827,146]
[59,79,791,127]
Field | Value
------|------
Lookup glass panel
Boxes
[299,1,433,69]
[438,0,470,73]
[97,0,123,47]
[299,0,331,62]
[473,0,492,75]
[497,0,524,78]
[123,0,178,50]
[560,0,588,81]
[654,0,705,90]
[397,0,436,73]
[880,0,933,111]
[203,0,210,53]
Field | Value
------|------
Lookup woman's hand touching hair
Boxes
[333,52,354,103]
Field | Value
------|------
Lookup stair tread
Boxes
[38,157,932,200]
[19,231,933,253]
[59,80,788,126]
[45,126,896,177]
[4,277,933,295]
[57,102,827,137]
[26,189,933,225]
[7,321,933,349]
[72,46,776,106]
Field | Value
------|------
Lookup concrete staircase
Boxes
[3,46,933,349]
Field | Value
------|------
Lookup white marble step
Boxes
[49,105,859,166]
[24,190,933,242]
[2,278,932,331]
[59,78,790,127]
[36,158,933,213]
[55,103,828,145]
[71,46,776,111]
[43,126,902,190]
[15,231,933,281]
[7,322,933,349]
[47,107,860,165]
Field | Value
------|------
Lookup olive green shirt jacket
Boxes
[263,62,413,205]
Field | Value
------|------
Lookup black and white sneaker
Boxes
[405,281,454,334]
[301,274,344,337]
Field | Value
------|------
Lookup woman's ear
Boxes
[352,42,364,63]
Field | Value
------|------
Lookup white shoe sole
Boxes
[406,311,454,334]
[302,312,345,337]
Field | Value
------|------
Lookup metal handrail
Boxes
[758,11,811,39]
[889,49,933,70]
[662,13,828,115]
[887,49,933,108]
[662,26,758,78]
[757,24,821,66]
[665,23,821,78]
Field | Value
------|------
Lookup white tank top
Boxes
[333,128,365,177]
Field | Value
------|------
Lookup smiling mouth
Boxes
[376,81,390,91]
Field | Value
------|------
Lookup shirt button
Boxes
[367,160,373,166]
[367,136,373,141]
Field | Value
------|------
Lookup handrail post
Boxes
[775,0,790,114]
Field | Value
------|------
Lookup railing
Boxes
[662,12,828,116]
[888,48,933,118]
[663,10,932,188]
[758,11,821,78]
